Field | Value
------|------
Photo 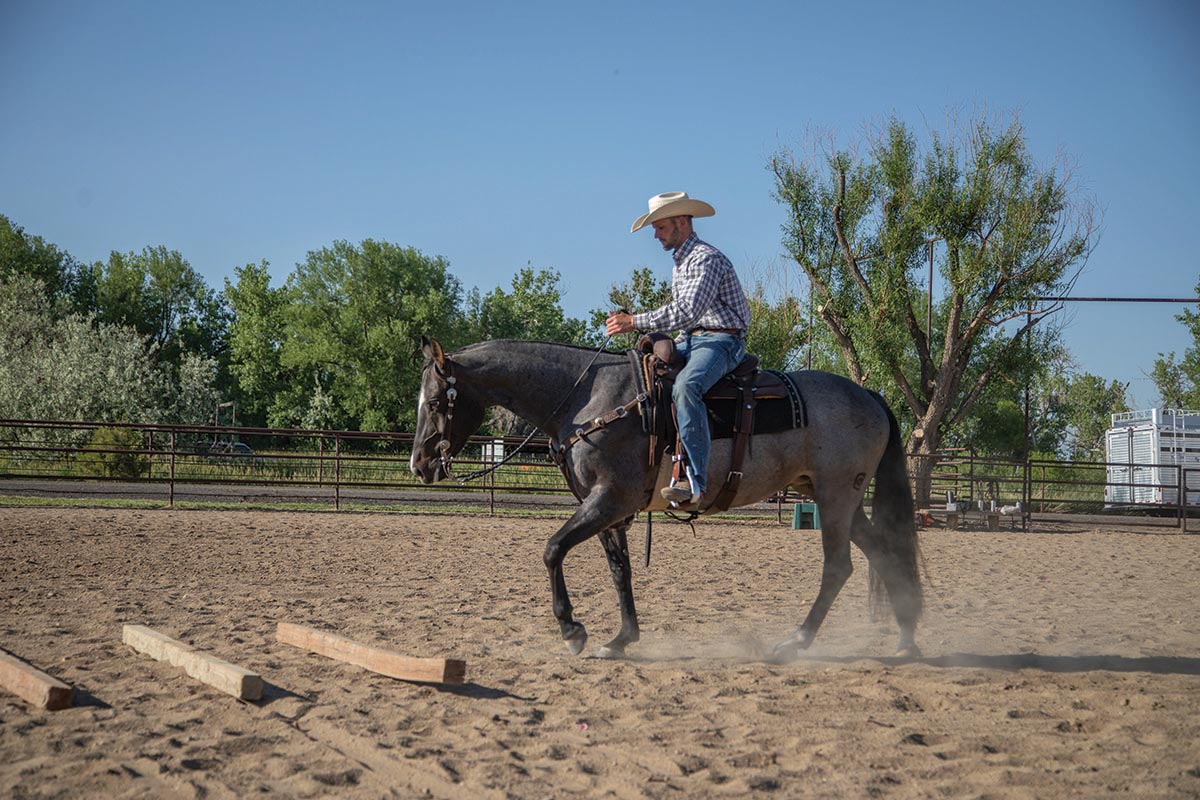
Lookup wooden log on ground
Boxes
[276,622,466,685]
[0,647,73,710]
[122,624,263,701]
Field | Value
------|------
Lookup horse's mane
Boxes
[452,339,626,358]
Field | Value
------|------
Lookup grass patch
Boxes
[0,493,576,517]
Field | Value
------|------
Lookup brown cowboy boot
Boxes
[660,480,693,504]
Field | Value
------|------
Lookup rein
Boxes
[434,336,618,484]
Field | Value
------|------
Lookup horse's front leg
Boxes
[595,516,639,659]
[543,498,629,656]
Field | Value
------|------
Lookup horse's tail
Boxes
[864,391,923,623]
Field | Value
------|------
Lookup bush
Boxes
[80,426,149,479]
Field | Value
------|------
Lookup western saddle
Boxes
[636,333,804,513]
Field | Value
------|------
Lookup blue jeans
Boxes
[673,332,746,495]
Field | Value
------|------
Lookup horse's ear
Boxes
[422,336,445,367]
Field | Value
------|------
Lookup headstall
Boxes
[430,359,458,478]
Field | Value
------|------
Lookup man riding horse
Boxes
[605,191,751,508]
[410,192,923,660]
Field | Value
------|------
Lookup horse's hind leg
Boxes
[849,505,922,657]
[595,516,640,659]
[773,502,855,661]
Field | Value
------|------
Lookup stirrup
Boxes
[660,481,693,504]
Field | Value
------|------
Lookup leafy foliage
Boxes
[79,426,149,478]
[0,274,219,430]
[465,267,592,345]
[224,261,289,426]
[274,239,462,431]
[744,270,809,372]
[1151,274,1200,408]
[0,214,93,313]
[772,111,1098,495]
[91,246,229,368]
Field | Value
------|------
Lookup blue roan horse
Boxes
[410,337,922,660]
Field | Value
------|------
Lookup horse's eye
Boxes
[427,398,440,411]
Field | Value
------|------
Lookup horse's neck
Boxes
[461,343,610,435]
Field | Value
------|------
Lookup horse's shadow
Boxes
[599,649,1200,677]
[254,679,532,706]
[815,652,1200,676]
[427,681,535,701]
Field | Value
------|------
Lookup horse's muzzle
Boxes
[409,456,444,484]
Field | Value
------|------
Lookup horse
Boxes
[409,336,923,660]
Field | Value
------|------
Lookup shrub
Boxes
[80,426,149,479]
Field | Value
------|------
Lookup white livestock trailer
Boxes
[1104,408,1200,508]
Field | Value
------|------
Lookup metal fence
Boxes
[0,418,574,514]
[0,418,1194,530]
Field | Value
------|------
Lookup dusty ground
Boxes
[2,506,1199,799]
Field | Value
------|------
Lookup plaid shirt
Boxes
[633,233,751,336]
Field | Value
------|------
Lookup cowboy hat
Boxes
[630,191,715,233]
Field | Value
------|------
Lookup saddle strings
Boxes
[451,335,615,484]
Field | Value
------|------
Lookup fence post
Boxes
[334,433,341,511]
[1021,456,1031,533]
[169,430,176,509]
[1186,467,1194,534]
[1179,464,1186,532]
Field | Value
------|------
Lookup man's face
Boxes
[652,217,689,251]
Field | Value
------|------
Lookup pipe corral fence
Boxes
[0,419,1194,531]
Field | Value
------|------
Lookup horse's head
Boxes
[410,336,486,483]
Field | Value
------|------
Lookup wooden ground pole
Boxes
[122,624,263,701]
[276,622,466,684]
[0,647,73,710]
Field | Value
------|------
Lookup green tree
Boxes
[465,267,591,345]
[1060,373,1129,461]
[224,261,289,427]
[162,353,223,427]
[0,275,163,428]
[0,215,93,313]
[280,239,461,431]
[942,324,1069,458]
[743,263,810,371]
[1151,275,1200,408]
[93,246,229,367]
[772,111,1097,500]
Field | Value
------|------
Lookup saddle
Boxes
[635,333,806,513]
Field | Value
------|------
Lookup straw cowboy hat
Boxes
[630,191,715,233]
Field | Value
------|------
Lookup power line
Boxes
[1035,296,1199,303]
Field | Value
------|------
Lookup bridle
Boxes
[422,358,460,479]
[421,337,622,483]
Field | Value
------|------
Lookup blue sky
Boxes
[3,0,1198,409]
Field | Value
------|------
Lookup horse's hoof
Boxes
[894,642,922,659]
[770,634,810,663]
[564,624,588,656]
[594,642,626,660]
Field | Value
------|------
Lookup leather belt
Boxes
[689,327,743,336]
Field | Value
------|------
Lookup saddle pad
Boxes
[706,394,794,440]
[705,371,807,440]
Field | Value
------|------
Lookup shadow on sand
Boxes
[817,652,1200,676]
